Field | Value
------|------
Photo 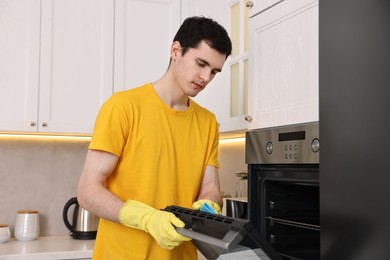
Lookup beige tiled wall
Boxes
[0,136,89,237]
[0,136,246,237]
[218,139,247,198]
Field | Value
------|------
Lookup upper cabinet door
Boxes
[113,0,181,92]
[183,0,249,133]
[248,0,284,17]
[248,0,318,129]
[38,0,114,134]
[0,0,40,132]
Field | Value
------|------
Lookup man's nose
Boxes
[200,69,211,82]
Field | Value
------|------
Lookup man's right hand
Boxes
[119,200,191,249]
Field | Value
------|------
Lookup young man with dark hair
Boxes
[77,16,232,260]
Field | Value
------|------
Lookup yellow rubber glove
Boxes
[192,199,222,214]
[119,200,191,249]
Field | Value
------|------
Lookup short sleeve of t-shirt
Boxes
[89,94,130,156]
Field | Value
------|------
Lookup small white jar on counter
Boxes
[14,210,40,241]
[0,224,11,243]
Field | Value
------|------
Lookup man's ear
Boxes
[170,41,182,60]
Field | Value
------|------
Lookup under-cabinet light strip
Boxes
[219,137,245,144]
[0,133,245,143]
[0,133,92,141]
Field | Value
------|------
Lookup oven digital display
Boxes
[278,131,305,141]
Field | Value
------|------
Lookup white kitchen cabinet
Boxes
[247,0,284,18]
[38,0,114,134]
[113,0,181,92]
[183,0,249,133]
[0,0,114,134]
[114,0,248,133]
[0,0,41,132]
[247,0,318,129]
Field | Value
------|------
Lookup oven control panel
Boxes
[246,122,319,164]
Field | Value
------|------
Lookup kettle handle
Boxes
[63,197,78,233]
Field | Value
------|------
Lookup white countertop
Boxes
[0,236,94,260]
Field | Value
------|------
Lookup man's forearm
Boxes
[77,180,124,223]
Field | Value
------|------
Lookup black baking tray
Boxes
[163,205,282,260]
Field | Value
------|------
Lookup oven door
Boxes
[248,164,320,260]
[164,205,283,260]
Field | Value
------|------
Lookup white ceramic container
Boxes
[0,224,11,243]
[14,210,40,241]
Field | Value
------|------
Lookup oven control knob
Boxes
[311,138,320,153]
[266,141,273,154]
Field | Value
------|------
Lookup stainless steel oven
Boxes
[246,122,320,260]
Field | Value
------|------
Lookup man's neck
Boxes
[152,74,189,111]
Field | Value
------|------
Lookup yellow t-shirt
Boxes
[89,83,220,260]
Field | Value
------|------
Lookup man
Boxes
[77,16,232,260]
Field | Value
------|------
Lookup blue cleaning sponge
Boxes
[199,202,216,214]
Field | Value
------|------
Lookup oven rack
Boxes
[266,216,320,231]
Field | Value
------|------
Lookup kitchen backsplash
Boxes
[0,136,246,237]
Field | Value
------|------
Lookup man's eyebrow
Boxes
[197,58,222,72]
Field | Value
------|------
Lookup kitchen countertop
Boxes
[0,236,94,259]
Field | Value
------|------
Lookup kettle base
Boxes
[71,231,97,240]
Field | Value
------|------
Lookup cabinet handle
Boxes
[246,1,254,9]
[42,122,48,127]
[244,115,253,122]
[30,122,36,127]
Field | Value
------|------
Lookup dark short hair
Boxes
[173,16,232,59]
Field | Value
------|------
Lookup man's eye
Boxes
[196,60,206,67]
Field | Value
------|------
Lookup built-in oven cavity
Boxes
[264,181,320,260]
